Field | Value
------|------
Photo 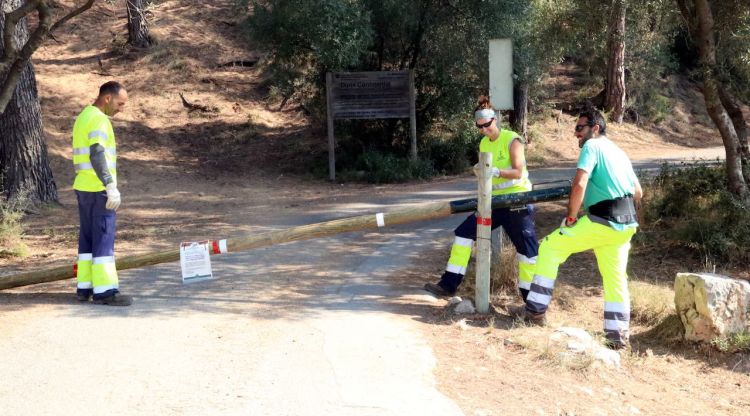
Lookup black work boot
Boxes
[92,293,133,306]
[604,337,630,351]
[423,282,456,298]
[508,305,546,326]
[76,289,92,302]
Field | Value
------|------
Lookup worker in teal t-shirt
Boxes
[577,131,640,231]
[511,109,643,350]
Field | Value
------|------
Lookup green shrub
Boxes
[642,163,750,264]
[711,332,750,353]
[338,150,435,183]
[640,93,672,124]
[647,162,726,218]
[424,118,482,175]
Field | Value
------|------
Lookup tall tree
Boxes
[0,0,54,202]
[0,0,96,202]
[677,0,749,204]
[126,0,151,48]
[711,1,750,175]
[605,0,627,122]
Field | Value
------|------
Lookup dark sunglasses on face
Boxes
[476,118,495,129]
[574,123,593,132]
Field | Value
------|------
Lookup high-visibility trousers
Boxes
[75,190,119,300]
[525,216,636,345]
[437,204,538,299]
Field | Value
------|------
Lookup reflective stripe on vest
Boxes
[72,105,117,192]
[478,129,532,195]
[75,161,117,172]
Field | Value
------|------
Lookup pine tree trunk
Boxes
[605,0,626,123]
[509,82,529,142]
[0,0,58,203]
[127,0,151,48]
[680,0,749,204]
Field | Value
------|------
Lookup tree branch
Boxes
[0,0,98,114]
[2,0,42,71]
[49,0,96,34]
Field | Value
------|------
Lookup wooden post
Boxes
[409,70,417,160]
[475,152,493,314]
[326,72,336,181]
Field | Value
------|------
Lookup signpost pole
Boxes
[326,72,336,181]
[409,70,417,160]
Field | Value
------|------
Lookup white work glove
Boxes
[105,182,121,211]
[560,216,577,228]
[472,164,501,178]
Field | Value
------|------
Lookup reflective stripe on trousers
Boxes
[517,253,537,291]
[524,216,636,344]
[438,206,539,295]
[77,253,93,289]
[445,236,473,275]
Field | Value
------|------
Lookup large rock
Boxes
[674,273,750,342]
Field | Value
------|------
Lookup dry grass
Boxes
[459,231,520,299]
[637,314,685,344]
[0,192,29,258]
[629,280,675,326]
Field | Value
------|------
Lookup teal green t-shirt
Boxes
[577,136,638,230]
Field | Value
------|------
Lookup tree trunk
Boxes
[678,0,749,204]
[0,0,57,203]
[509,81,528,142]
[605,0,627,123]
[127,0,151,48]
[717,85,750,181]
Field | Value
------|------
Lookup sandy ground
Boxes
[1,1,748,415]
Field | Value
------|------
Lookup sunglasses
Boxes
[574,123,593,132]
[476,119,495,129]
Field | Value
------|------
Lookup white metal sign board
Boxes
[180,241,213,283]
[489,39,514,110]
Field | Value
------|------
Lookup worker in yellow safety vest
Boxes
[512,109,643,350]
[424,96,539,301]
[72,81,132,306]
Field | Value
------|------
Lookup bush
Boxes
[424,118,483,175]
[338,150,435,183]
[0,193,29,258]
[640,93,672,124]
[642,162,750,264]
[712,332,750,353]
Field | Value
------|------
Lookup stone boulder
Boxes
[674,272,750,342]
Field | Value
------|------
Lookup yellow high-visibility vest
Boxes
[72,105,117,192]
[479,129,532,195]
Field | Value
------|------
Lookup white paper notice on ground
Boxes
[180,241,213,283]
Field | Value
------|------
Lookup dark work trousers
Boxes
[437,204,539,299]
[76,190,119,300]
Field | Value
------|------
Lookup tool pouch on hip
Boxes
[588,195,637,224]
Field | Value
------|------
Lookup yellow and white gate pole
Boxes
[0,185,571,291]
